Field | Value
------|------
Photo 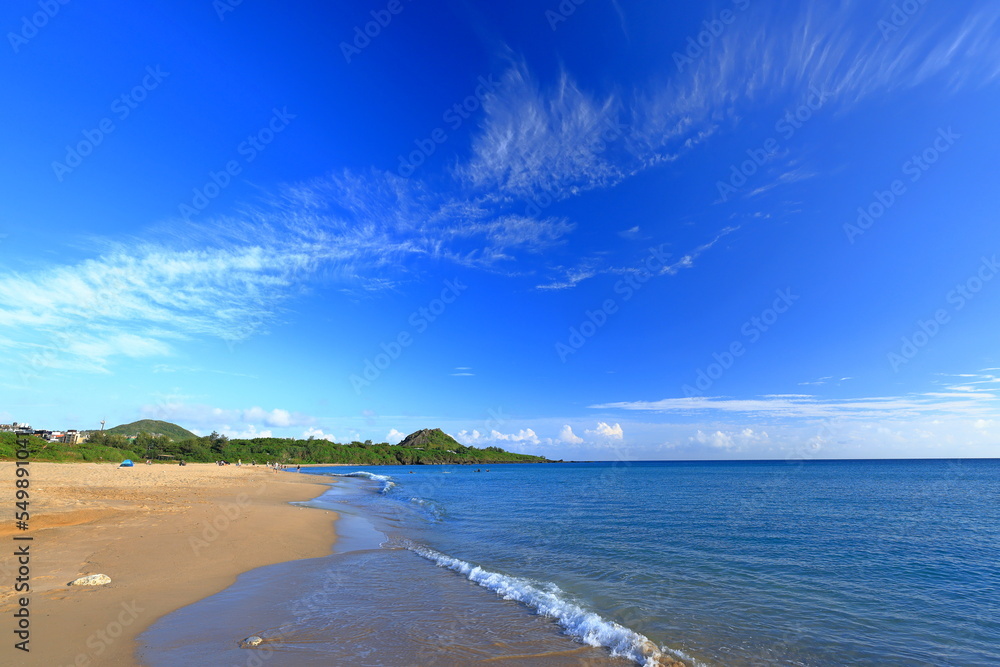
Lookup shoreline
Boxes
[0,462,337,666]
[137,467,639,667]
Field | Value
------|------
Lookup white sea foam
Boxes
[329,471,396,494]
[409,545,681,667]
[328,471,391,481]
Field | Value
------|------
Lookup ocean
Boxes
[139,460,1000,666]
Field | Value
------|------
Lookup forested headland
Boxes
[0,426,550,465]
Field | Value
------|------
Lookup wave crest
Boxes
[409,545,686,667]
[328,471,396,494]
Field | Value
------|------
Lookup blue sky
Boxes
[3,0,999,459]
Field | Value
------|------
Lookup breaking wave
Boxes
[327,471,396,494]
[409,545,691,667]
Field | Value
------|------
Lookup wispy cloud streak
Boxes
[591,376,1000,421]
[458,2,1000,202]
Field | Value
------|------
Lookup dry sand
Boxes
[0,462,336,666]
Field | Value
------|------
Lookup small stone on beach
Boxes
[69,574,112,586]
[239,636,264,648]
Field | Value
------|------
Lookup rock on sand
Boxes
[69,574,112,586]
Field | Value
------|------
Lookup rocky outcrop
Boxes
[69,574,111,586]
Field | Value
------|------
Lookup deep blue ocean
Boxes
[304,459,1000,666]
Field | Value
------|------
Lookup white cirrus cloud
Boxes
[10,4,998,381]
[591,373,1000,421]
[0,167,580,374]
[458,4,1000,207]
[458,60,627,200]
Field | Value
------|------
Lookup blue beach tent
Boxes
[119,459,134,467]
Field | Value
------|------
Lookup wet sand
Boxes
[138,545,632,667]
[0,462,336,666]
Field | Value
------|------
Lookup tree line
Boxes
[3,430,549,465]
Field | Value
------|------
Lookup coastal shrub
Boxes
[77,445,141,462]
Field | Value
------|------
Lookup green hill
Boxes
[397,428,461,450]
[3,424,550,465]
[102,419,196,441]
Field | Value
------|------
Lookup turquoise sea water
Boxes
[307,460,1000,665]
[140,459,1000,666]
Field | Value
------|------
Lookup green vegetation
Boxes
[1,424,550,465]
[99,419,197,441]
[397,428,461,449]
[0,432,140,462]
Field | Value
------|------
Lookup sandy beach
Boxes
[0,462,336,666]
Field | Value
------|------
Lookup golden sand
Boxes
[0,462,336,666]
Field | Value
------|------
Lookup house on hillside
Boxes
[2,422,30,432]
[62,430,82,445]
